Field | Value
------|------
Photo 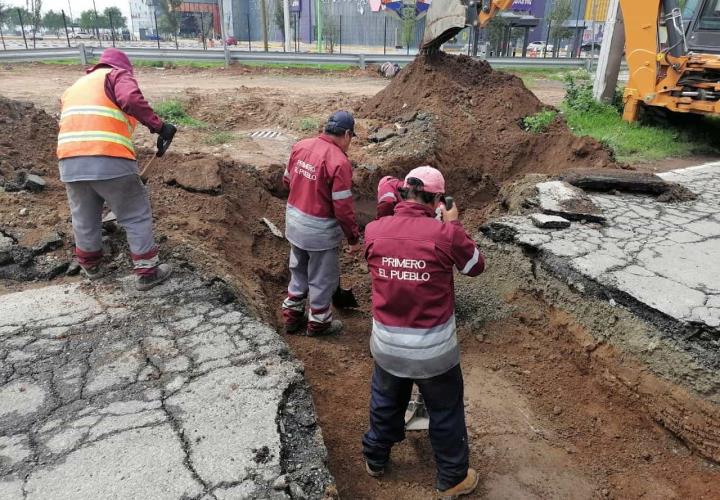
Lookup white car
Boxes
[73,31,94,39]
[527,41,554,53]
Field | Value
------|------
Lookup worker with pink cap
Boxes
[361,165,485,497]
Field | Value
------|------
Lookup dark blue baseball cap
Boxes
[325,110,356,137]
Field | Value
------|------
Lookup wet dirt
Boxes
[2,55,720,500]
[355,53,617,227]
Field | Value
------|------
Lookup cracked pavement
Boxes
[0,272,332,499]
[486,163,720,369]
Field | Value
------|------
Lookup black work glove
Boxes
[156,123,177,157]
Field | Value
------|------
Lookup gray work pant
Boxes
[282,244,339,326]
[65,175,157,269]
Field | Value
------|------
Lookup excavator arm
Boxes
[422,0,514,52]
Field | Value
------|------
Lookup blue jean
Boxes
[362,363,469,490]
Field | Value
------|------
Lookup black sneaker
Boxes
[135,264,173,291]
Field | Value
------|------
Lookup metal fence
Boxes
[0,0,606,58]
[0,44,590,70]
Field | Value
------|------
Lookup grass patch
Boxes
[523,110,557,133]
[562,74,720,163]
[237,61,353,72]
[297,116,320,132]
[132,59,224,69]
[203,131,234,145]
[154,99,207,128]
[503,66,585,82]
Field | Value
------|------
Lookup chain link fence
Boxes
[0,0,605,59]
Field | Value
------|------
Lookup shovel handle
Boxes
[139,155,157,183]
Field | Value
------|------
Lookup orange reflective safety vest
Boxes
[57,68,138,161]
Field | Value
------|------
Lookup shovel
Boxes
[404,390,429,431]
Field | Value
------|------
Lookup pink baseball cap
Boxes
[404,166,445,194]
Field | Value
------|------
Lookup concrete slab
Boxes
[536,180,606,223]
[0,271,332,499]
[485,163,720,336]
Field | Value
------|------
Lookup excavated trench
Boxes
[2,57,720,496]
[141,155,720,498]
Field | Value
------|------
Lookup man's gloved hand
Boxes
[156,123,177,157]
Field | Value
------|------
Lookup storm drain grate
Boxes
[249,130,282,139]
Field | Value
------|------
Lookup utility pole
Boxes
[283,0,291,53]
[593,0,624,103]
[316,0,322,53]
[92,0,102,46]
[218,0,230,67]
[260,0,269,51]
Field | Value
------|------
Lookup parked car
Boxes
[226,36,237,46]
[73,31,94,39]
[526,41,554,53]
[145,34,161,41]
[29,30,43,40]
[580,41,602,52]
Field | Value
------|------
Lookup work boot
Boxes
[307,319,343,337]
[81,265,105,280]
[284,315,308,335]
[135,264,173,291]
[365,460,385,478]
[437,469,479,499]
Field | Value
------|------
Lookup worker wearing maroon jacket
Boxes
[282,111,361,336]
[376,175,403,219]
[362,166,485,498]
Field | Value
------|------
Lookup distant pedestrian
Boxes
[57,48,176,290]
[362,166,485,498]
[281,111,361,336]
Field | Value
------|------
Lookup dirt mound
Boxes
[0,96,58,178]
[356,52,616,213]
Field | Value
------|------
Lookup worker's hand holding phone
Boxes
[440,196,458,223]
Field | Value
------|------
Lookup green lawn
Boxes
[561,104,720,163]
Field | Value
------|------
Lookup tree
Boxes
[9,7,32,31]
[400,5,417,54]
[28,0,41,47]
[43,10,64,37]
[273,0,284,42]
[157,0,182,48]
[103,6,126,38]
[484,14,509,56]
[79,9,106,33]
[548,0,573,56]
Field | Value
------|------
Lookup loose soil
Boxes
[2,57,720,499]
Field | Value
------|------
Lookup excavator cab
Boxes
[684,0,720,54]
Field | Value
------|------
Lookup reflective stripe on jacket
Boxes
[364,201,485,378]
[283,135,359,251]
[57,68,138,161]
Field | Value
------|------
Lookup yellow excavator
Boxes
[422,0,720,122]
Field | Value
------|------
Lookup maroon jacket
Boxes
[364,201,485,378]
[376,176,403,219]
[87,48,163,133]
[283,134,360,251]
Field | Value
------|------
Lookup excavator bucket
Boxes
[421,0,476,52]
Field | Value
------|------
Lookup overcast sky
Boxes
[4,0,131,20]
